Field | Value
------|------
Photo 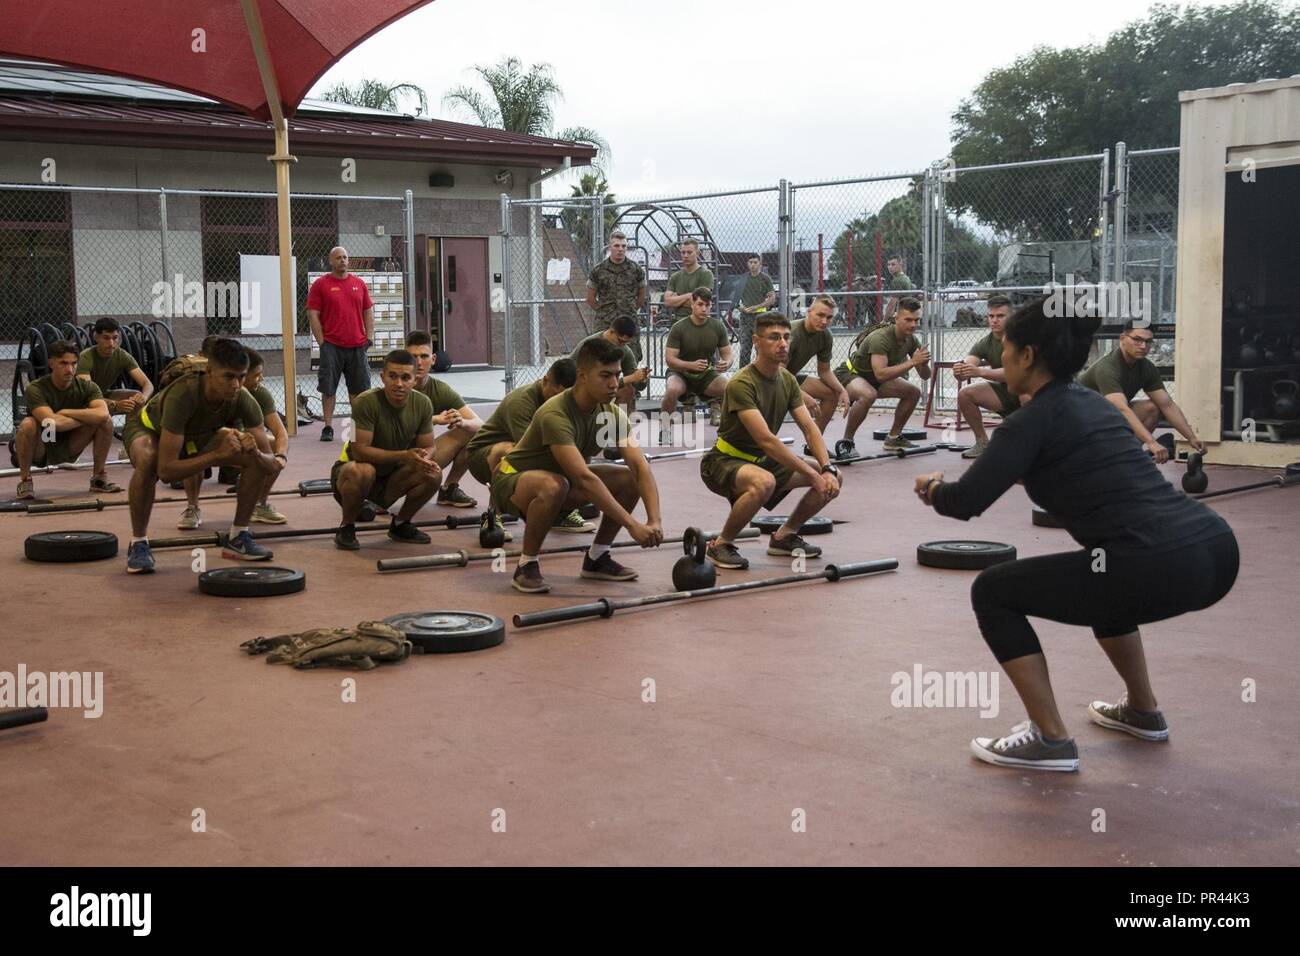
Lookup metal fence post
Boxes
[591,194,603,267]
[500,192,515,392]
[1113,141,1127,287]
[527,199,541,368]
[778,179,792,316]
[404,189,415,324]
[1097,150,1110,288]
[158,188,170,309]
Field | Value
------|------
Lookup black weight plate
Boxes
[1031,508,1064,529]
[873,428,927,441]
[25,530,119,562]
[917,540,1016,570]
[749,514,833,536]
[384,610,505,654]
[578,502,600,520]
[298,478,331,496]
[198,566,306,597]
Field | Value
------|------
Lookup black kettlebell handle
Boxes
[682,526,707,564]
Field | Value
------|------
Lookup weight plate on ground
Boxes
[25,530,119,562]
[298,478,331,496]
[198,566,306,597]
[749,514,833,536]
[1031,508,1064,529]
[873,428,927,441]
[383,610,506,653]
[917,540,1016,570]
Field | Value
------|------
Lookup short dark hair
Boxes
[547,357,578,388]
[47,340,78,361]
[244,346,265,370]
[747,254,761,262]
[1003,297,1100,380]
[208,338,250,371]
[405,330,433,349]
[986,294,1013,309]
[200,335,224,358]
[888,254,903,264]
[896,296,922,314]
[755,312,791,335]
[575,336,626,370]
[691,287,713,304]
[384,349,415,368]
[92,317,120,335]
[1123,319,1151,333]
[609,315,638,337]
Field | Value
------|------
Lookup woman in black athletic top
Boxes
[914,299,1238,772]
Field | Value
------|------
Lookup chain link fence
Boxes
[1,183,411,435]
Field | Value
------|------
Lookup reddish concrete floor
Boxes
[1,411,1298,866]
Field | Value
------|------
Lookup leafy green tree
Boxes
[318,78,428,115]
[562,174,619,261]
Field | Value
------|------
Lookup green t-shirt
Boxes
[503,389,629,475]
[415,375,465,415]
[890,272,913,291]
[785,319,834,375]
[739,272,775,309]
[666,266,714,319]
[666,316,729,363]
[76,346,139,392]
[586,257,646,321]
[967,332,1019,413]
[24,375,103,418]
[1077,348,1165,402]
[840,324,921,386]
[467,381,546,455]
[344,387,434,476]
[571,331,636,376]
[250,384,277,419]
[138,374,263,444]
[716,364,803,459]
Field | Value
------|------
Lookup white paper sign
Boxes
[239,254,298,334]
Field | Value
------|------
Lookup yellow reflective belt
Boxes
[185,440,198,455]
[499,459,518,476]
[140,405,154,430]
[338,441,350,464]
[845,357,857,374]
[714,437,762,463]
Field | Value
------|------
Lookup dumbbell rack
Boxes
[1221,364,1300,441]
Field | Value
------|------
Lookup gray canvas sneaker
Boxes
[971,719,1080,771]
[1088,694,1169,741]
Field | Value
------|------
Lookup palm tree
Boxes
[318,78,428,116]
[442,57,609,176]
[563,173,619,261]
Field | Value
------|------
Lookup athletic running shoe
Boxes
[553,510,596,533]
[320,425,334,442]
[89,474,123,493]
[222,530,273,562]
[437,483,477,508]
[387,519,431,544]
[581,551,638,581]
[125,540,155,574]
[971,720,1079,772]
[1087,694,1169,741]
[883,434,917,451]
[15,478,34,500]
[961,440,988,460]
[512,561,549,594]
[251,502,287,524]
[768,532,822,559]
[709,401,722,427]
[707,539,749,570]
[177,506,202,530]
[334,524,360,551]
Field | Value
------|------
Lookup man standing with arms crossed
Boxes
[308,246,373,443]
[736,255,776,367]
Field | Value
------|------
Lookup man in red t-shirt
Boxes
[307,246,375,441]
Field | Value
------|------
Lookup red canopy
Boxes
[0,0,437,120]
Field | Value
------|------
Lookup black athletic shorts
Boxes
[318,342,371,397]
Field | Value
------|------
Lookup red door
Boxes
[441,238,489,364]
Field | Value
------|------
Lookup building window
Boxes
[0,190,73,343]
[199,196,339,336]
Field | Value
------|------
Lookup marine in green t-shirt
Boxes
[330,350,443,547]
[951,297,1020,458]
[16,365,109,478]
[786,319,834,379]
[1076,324,1201,460]
[572,317,649,411]
[404,333,484,509]
[76,345,137,392]
[784,297,850,437]
[831,303,931,455]
[77,319,154,416]
[735,257,777,366]
[697,312,840,572]
[835,324,922,389]
[465,358,576,486]
[662,290,732,420]
[664,241,715,321]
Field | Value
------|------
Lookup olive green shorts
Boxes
[466,445,494,487]
[699,450,794,511]
[331,459,403,509]
[27,427,77,466]
[669,369,718,398]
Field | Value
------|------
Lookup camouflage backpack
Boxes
[239,621,412,670]
[158,353,207,389]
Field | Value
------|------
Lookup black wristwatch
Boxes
[820,463,840,478]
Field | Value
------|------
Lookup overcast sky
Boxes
[313,0,1236,203]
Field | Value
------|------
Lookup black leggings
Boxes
[971,532,1239,663]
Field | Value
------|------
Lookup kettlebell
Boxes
[358,500,378,523]
[1238,338,1262,368]
[1182,452,1209,494]
[479,508,506,549]
[672,526,717,592]
[1272,380,1300,420]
